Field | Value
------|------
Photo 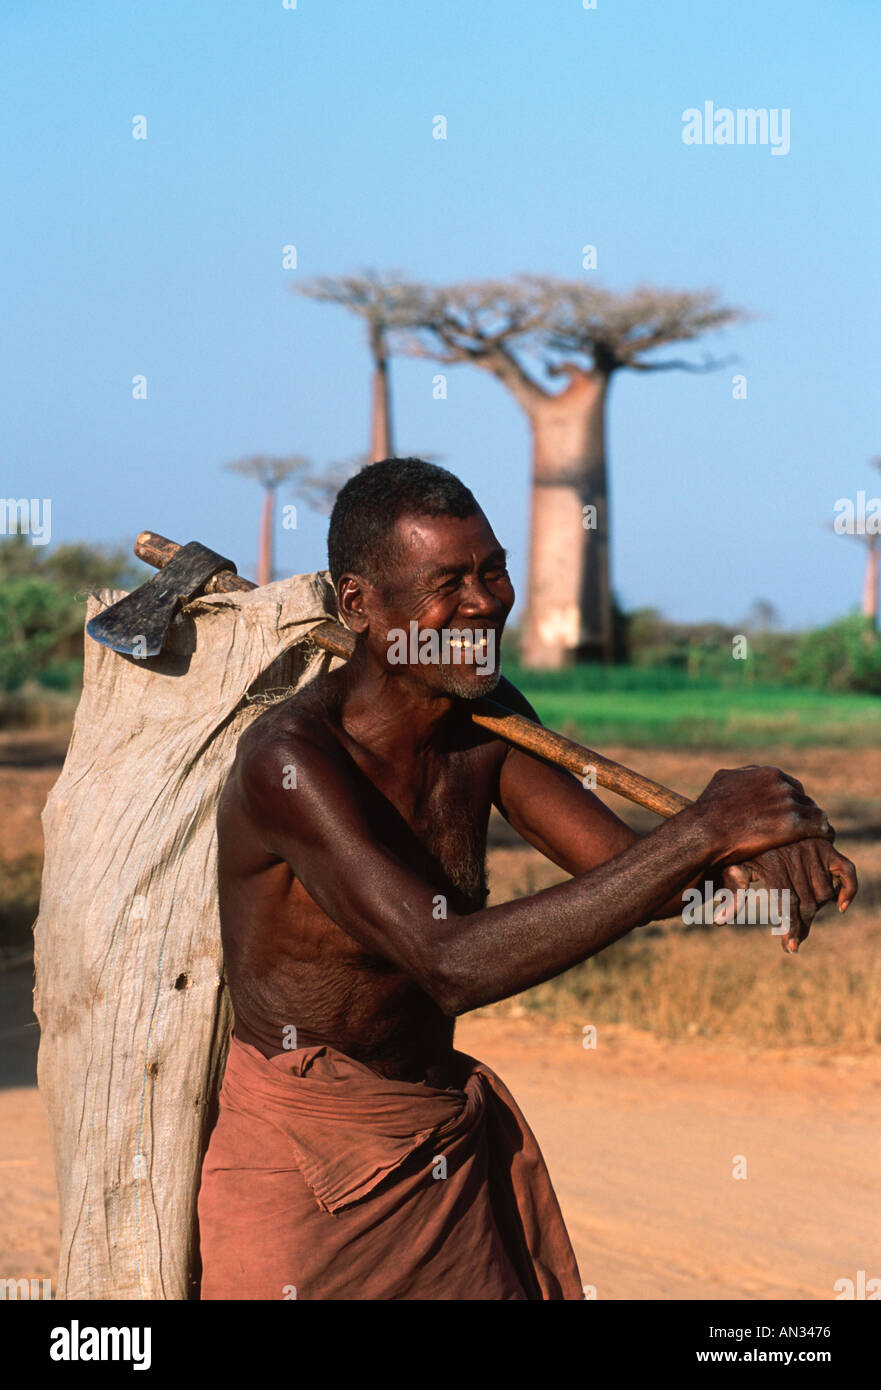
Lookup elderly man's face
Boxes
[373,508,515,698]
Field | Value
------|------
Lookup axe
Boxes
[90,529,689,819]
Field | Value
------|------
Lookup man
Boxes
[198,457,856,1300]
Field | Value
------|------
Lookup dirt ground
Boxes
[4,975,879,1300]
[1,730,879,1299]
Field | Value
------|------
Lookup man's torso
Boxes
[217,670,506,1087]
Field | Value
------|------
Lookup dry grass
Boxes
[490,915,881,1052]
[0,689,79,731]
[486,763,881,1052]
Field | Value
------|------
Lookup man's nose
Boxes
[457,576,506,619]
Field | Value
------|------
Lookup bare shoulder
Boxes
[227,671,347,806]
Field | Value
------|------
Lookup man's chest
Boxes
[351,743,500,910]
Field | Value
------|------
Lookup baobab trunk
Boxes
[861,539,879,625]
[521,371,613,668]
[370,324,393,462]
[257,487,274,586]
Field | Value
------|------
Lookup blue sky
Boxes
[3,0,879,627]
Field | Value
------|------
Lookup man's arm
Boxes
[494,740,858,936]
[492,679,858,943]
[237,719,831,1017]
[492,678,707,919]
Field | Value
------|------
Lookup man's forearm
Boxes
[650,866,718,921]
[436,804,719,1014]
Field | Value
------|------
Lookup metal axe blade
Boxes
[86,540,238,656]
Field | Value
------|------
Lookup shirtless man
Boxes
[202,457,856,1297]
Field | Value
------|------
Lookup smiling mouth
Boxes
[445,632,495,654]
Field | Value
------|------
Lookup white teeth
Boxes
[385,622,496,669]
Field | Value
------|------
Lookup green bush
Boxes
[0,576,82,691]
[793,614,881,693]
[0,532,141,696]
[550,601,881,696]
[37,657,85,691]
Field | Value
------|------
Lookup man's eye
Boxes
[484,567,509,580]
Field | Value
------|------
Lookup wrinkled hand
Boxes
[694,765,833,865]
[718,837,857,954]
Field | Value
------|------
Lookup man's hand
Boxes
[717,838,858,954]
[693,765,834,864]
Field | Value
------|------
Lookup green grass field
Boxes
[503,664,881,748]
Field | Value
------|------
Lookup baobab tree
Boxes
[293,454,366,517]
[829,457,881,626]
[295,272,424,462]
[395,276,743,667]
[293,451,444,521]
[860,535,879,626]
[223,453,310,585]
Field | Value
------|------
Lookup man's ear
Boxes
[335,573,370,634]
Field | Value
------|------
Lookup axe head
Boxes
[86,540,237,657]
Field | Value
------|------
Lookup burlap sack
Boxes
[33,571,342,1300]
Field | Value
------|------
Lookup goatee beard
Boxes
[438,667,503,700]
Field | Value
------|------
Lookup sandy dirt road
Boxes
[458,1014,881,1300]
[3,967,879,1300]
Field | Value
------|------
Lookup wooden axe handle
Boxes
[133,531,690,819]
[469,709,690,817]
[135,532,255,593]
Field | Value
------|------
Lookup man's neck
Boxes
[337,644,461,763]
